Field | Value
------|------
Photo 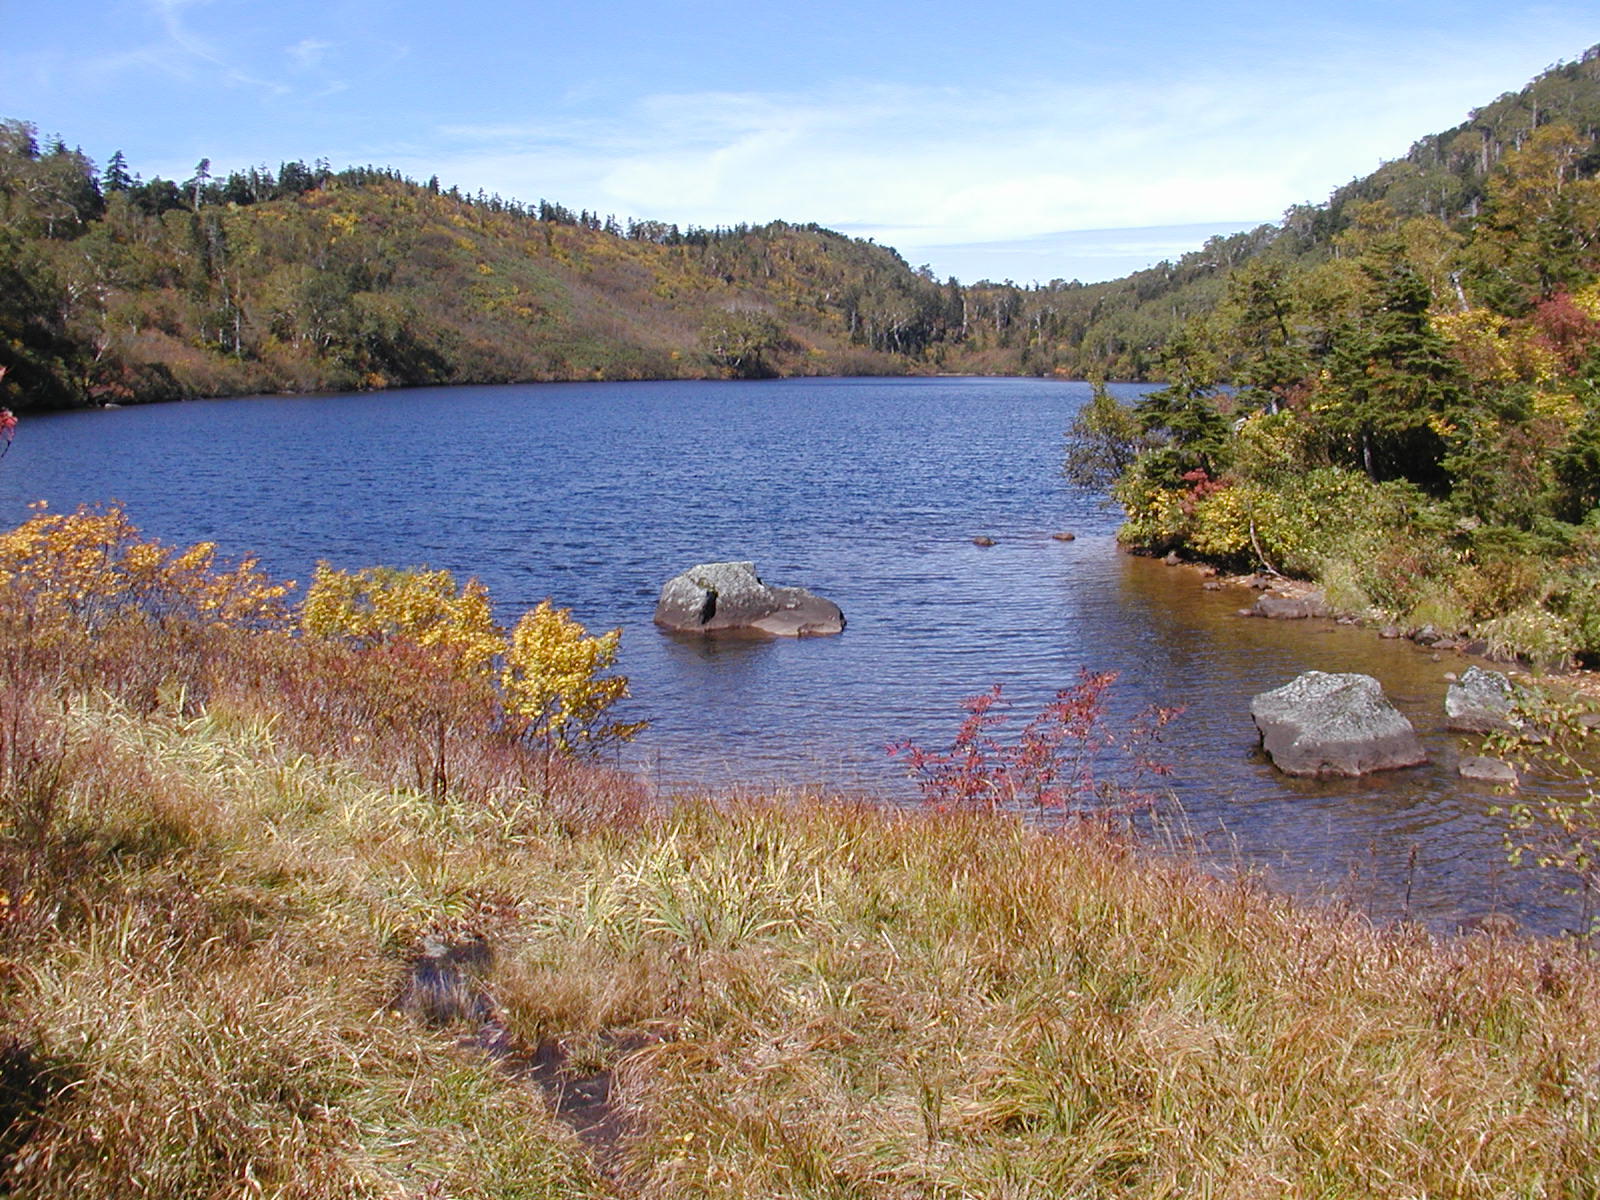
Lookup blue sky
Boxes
[4,1,1597,283]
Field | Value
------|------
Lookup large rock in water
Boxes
[1250,671,1427,777]
[1445,666,1517,734]
[654,561,845,637]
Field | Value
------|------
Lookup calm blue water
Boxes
[0,377,1576,933]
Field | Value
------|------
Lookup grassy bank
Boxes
[2,517,1600,1196]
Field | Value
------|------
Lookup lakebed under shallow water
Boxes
[0,376,1580,934]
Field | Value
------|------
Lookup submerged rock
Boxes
[654,561,844,638]
[1445,666,1517,734]
[1459,756,1518,785]
[1250,671,1427,777]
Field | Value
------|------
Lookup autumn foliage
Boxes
[889,671,1178,816]
[0,504,643,800]
[500,600,645,755]
[300,563,645,763]
[0,501,291,631]
[300,563,502,675]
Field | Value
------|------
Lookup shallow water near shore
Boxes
[0,376,1579,934]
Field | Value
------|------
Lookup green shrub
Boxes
[1134,464,1435,583]
[1250,468,1392,576]
[1231,409,1321,480]
[1481,604,1575,669]
[1113,466,1193,556]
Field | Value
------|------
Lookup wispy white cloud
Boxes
[288,38,334,71]
[61,0,294,95]
[16,0,1588,284]
[411,81,1379,236]
[148,0,277,89]
[911,223,1268,284]
[396,24,1593,282]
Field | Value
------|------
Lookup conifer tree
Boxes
[1320,247,1462,488]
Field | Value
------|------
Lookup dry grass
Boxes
[493,803,1600,1198]
[3,588,1600,1197]
[0,597,623,1197]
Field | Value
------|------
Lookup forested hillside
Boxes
[0,120,1088,411]
[1072,46,1600,668]
[1061,44,1600,378]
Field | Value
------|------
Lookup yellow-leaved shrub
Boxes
[1187,484,1254,563]
[1113,476,1193,556]
[502,600,646,755]
[0,507,643,793]
[300,564,644,766]
[0,501,292,630]
[300,562,501,677]
[1433,308,1560,385]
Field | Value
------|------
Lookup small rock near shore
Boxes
[1445,666,1517,734]
[1247,592,1330,620]
[1250,671,1427,777]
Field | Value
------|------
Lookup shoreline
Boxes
[5,366,1163,417]
[1153,548,1598,696]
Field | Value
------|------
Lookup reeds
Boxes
[545,805,1600,1197]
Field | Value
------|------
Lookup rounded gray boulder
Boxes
[1445,666,1517,734]
[1250,671,1427,777]
[654,561,845,637]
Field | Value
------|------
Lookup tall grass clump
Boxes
[486,802,1600,1198]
